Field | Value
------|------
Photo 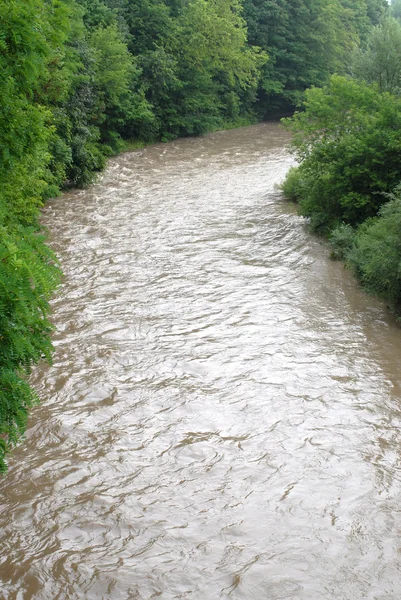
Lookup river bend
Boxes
[1,123,401,599]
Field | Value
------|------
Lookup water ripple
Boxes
[1,123,401,599]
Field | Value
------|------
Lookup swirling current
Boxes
[1,123,401,599]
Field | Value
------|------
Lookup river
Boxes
[1,123,401,599]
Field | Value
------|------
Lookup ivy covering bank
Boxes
[0,0,387,471]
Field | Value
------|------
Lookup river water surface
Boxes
[1,123,401,599]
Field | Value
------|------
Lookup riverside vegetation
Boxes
[0,0,389,471]
[282,9,401,314]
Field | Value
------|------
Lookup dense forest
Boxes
[0,0,390,471]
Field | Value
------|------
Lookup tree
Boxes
[242,0,387,115]
[390,0,401,21]
[0,0,63,471]
[90,24,154,149]
[282,76,401,232]
[167,0,265,134]
[118,0,264,139]
[352,17,401,94]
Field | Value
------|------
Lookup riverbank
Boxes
[281,76,401,317]
[120,116,260,154]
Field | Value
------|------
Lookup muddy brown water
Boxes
[1,123,401,600]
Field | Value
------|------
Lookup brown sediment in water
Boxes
[1,123,401,599]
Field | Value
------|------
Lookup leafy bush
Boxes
[347,196,401,310]
[283,76,401,233]
[0,227,61,472]
[329,224,356,260]
[280,166,304,202]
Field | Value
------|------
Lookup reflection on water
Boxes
[1,123,401,599]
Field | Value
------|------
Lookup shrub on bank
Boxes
[329,224,355,260]
[0,227,61,473]
[282,76,401,233]
[281,76,401,313]
[347,196,401,311]
[280,167,304,202]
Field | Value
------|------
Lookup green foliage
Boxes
[0,227,61,472]
[329,223,355,259]
[281,62,401,313]
[118,0,265,139]
[280,167,304,202]
[391,0,401,21]
[76,0,117,28]
[365,0,388,25]
[169,0,265,135]
[346,194,401,310]
[0,0,64,471]
[90,24,154,148]
[352,17,401,94]
[242,0,386,115]
[282,76,401,233]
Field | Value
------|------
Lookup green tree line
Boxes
[0,0,386,471]
[281,5,401,314]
